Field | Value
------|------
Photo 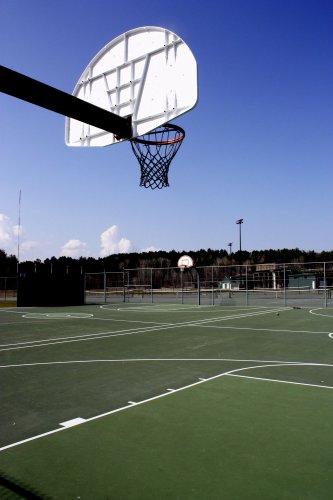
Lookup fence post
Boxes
[180,268,184,304]
[324,261,327,308]
[283,263,287,306]
[196,268,201,306]
[151,268,154,304]
[212,267,214,306]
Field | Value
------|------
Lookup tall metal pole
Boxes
[236,219,243,252]
[236,219,243,289]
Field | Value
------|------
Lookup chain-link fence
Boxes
[0,276,17,303]
[84,261,333,308]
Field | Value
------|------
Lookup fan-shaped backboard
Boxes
[65,26,198,146]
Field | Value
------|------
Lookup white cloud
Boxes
[100,225,132,257]
[0,214,137,261]
[0,214,14,248]
[118,237,132,253]
[60,239,89,258]
[0,213,39,260]
[21,240,38,253]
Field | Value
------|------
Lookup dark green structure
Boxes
[288,273,316,289]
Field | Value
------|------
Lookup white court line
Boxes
[310,308,333,318]
[0,357,310,369]
[0,307,289,352]
[1,360,332,452]
[102,304,220,313]
[196,325,332,335]
[22,313,93,319]
[0,309,27,314]
[92,316,173,325]
[0,316,184,349]
[101,304,269,313]
[60,417,86,428]
[228,374,333,390]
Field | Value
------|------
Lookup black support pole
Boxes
[0,65,132,139]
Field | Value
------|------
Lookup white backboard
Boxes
[65,26,198,147]
[177,255,194,268]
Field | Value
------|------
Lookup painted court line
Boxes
[59,418,86,428]
[0,324,162,349]
[106,304,280,313]
[22,313,93,319]
[92,316,173,326]
[197,325,332,335]
[310,308,333,318]
[228,374,333,390]
[0,357,311,370]
[1,360,331,452]
[0,365,266,452]
[0,323,175,351]
[0,307,288,352]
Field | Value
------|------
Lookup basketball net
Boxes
[130,123,185,189]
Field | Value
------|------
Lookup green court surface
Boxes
[0,304,333,499]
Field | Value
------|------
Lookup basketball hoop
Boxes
[177,255,194,269]
[130,123,185,189]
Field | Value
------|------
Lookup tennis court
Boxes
[1,303,333,499]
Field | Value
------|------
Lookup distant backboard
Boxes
[65,26,198,147]
[178,255,194,269]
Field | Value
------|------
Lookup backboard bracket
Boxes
[0,65,133,139]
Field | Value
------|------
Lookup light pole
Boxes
[236,219,244,289]
[228,242,232,255]
[236,219,243,252]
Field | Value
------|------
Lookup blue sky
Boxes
[1,0,332,261]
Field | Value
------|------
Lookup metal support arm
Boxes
[0,65,132,139]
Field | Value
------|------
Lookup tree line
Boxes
[1,247,333,276]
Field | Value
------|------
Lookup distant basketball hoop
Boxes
[177,255,194,269]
